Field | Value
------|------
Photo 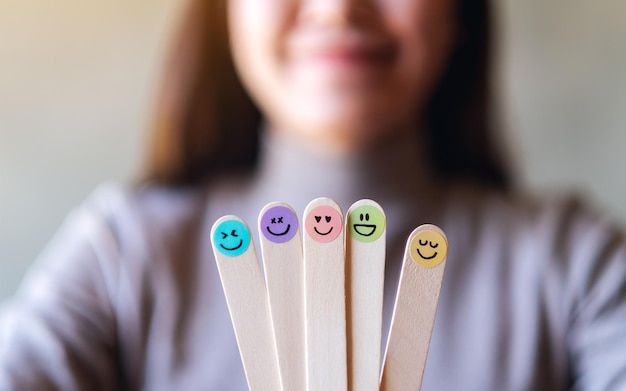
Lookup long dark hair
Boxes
[145,0,509,189]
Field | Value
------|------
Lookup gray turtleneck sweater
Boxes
[1,133,626,390]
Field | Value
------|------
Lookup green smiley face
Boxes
[348,205,385,243]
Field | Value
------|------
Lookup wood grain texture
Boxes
[211,216,283,391]
[345,199,386,391]
[303,198,347,391]
[258,202,306,391]
[380,224,448,391]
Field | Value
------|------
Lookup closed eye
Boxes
[231,230,238,237]
[221,232,228,239]
[430,241,439,248]
[419,239,428,246]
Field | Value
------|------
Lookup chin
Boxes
[292,94,383,124]
[275,90,410,148]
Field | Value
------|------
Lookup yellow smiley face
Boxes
[410,227,448,268]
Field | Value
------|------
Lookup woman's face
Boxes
[228,0,456,151]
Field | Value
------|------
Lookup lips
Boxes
[308,44,394,67]
[289,32,396,70]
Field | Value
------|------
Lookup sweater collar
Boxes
[250,127,444,221]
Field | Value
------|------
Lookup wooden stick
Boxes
[258,202,306,391]
[380,224,448,391]
[211,216,283,391]
[303,197,347,391]
[345,199,386,391]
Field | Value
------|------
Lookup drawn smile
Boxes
[266,224,291,236]
[314,226,334,236]
[417,249,437,260]
[220,240,243,251]
[353,224,376,237]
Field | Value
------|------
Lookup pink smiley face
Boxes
[305,205,342,243]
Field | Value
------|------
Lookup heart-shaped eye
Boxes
[429,241,439,248]
[325,216,331,223]
[315,216,321,223]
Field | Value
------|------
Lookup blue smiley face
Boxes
[213,219,251,257]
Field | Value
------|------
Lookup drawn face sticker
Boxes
[213,219,251,257]
[410,229,447,268]
[348,205,385,243]
[305,205,342,243]
[260,205,298,244]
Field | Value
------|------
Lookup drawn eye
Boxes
[221,232,228,239]
[278,217,284,223]
[360,213,364,221]
[325,216,331,223]
[271,218,276,224]
[315,216,321,223]
[419,239,428,246]
[231,230,238,237]
[430,241,439,249]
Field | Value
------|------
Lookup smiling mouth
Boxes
[266,224,291,237]
[353,224,376,237]
[220,240,243,251]
[293,34,396,64]
[312,46,393,65]
[314,226,334,236]
[417,249,437,260]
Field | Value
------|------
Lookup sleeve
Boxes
[0,191,124,391]
[561,202,626,390]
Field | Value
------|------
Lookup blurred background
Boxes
[1,0,625,300]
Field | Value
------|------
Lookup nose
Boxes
[298,0,375,28]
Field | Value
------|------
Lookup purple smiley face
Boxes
[260,205,298,244]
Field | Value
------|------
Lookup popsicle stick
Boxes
[210,216,282,391]
[345,199,386,391]
[303,197,347,391]
[258,202,306,391]
[380,224,448,391]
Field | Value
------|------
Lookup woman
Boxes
[2,0,626,389]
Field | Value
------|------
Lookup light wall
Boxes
[498,0,626,217]
[0,0,182,298]
[1,0,626,299]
